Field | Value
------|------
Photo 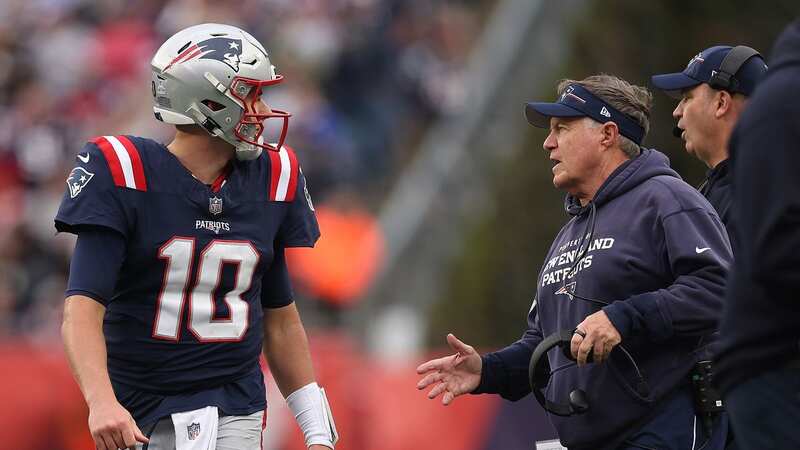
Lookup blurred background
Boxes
[0,0,796,449]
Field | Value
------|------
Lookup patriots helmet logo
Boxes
[197,37,243,72]
[66,167,95,199]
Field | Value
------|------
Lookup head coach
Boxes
[417,75,732,449]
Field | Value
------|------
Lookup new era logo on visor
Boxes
[600,106,611,118]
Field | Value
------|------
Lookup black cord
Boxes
[567,290,609,307]
[560,201,603,305]
[564,202,597,281]
[694,414,715,450]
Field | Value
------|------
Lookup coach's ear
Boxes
[599,121,621,150]
[713,90,734,119]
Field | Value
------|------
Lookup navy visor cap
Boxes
[525,83,645,145]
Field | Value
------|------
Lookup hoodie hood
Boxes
[768,18,800,72]
[565,149,680,215]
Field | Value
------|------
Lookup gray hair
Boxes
[557,75,653,158]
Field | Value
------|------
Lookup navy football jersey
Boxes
[55,135,319,425]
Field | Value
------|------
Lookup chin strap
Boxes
[185,103,262,161]
[234,138,262,161]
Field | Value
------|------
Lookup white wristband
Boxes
[286,382,339,449]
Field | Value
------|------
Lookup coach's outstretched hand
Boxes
[416,333,482,405]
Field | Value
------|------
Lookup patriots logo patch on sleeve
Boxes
[66,166,94,198]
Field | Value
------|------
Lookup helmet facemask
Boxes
[229,75,291,155]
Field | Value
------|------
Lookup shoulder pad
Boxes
[90,135,148,191]
[266,145,299,202]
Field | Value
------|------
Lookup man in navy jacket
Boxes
[715,19,800,449]
[417,75,732,449]
[651,45,767,235]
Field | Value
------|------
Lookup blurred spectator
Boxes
[287,189,385,308]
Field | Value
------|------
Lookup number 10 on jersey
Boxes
[154,237,260,341]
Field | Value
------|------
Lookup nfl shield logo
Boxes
[209,197,223,215]
[187,422,201,440]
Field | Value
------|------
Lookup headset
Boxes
[528,329,590,417]
[707,45,761,93]
[673,45,761,139]
[528,328,651,417]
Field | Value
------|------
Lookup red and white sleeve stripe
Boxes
[92,135,148,191]
[267,146,299,202]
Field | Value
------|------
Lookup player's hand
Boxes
[416,333,482,405]
[87,399,149,450]
[571,310,621,366]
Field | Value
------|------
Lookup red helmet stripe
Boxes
[180,47,205,64]
[164,44,199,71]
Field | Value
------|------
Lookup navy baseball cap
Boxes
[651,45,767,98]
[525,83,645,145]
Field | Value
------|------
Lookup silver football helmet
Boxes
[150,23,290,160]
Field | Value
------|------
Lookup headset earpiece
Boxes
[707,45,761,93]
[569,389,590,414]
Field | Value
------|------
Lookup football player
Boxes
[57,23,337,450]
